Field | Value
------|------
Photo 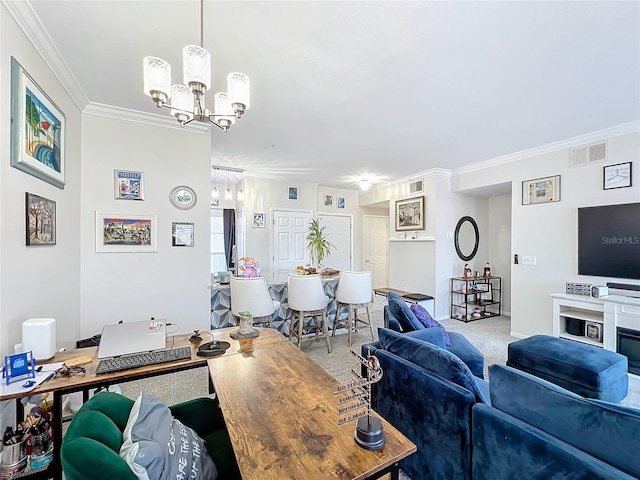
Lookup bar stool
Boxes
[287,274,331,353]
[230,276,280,328]
[333,270,374,346]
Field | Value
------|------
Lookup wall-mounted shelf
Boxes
[389,237,436,242]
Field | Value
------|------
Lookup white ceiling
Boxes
[16,0,640,189]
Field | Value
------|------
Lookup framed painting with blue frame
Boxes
[10,57,66,189]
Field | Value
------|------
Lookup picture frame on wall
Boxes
[395,196,425,231]
[288,186,298,200]
[114,170,144,200]
[10,57,66,189]
[324,194,333,206]
[172,222,194,247]
[25,192,56,246]
[337,197,346,209]
[522,175,561,205]
[95,212,157,253]
[253,213,265,228]
[603,162,632,190]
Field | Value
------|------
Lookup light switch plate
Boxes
[522,255,537,266]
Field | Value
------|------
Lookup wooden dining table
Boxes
[208,330,416,479]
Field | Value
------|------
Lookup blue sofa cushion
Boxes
[404,326,446,349]
[379,328,489,403]
[388,292,423,331]
[383,306,403,332]
[489,364,640,479]
[410,304,452,346]
[447,332,485,379]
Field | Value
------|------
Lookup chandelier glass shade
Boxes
[142,1,249,131]
[359,178,372,191]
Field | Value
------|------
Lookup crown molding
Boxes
[317,185,359,194]
[84,103,211,133]
[453,121,640,176]
[3,0,89,111]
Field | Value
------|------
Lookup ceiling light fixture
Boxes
[225,169,233,201]
[211,167,219,202]
[142,0,250,131]
[359,178,372,191]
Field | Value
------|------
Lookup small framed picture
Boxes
[115,170,144,200]
[288,186,298,200]
[26,192,56,246]
[603,162,632,190]
[172,222,194,247]
[253,213,265,228]
[324,194,333,206]
[522,175,561,205]
[96,212,157,253]
[337,197,346,209]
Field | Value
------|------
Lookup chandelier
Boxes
[142,0,250,131]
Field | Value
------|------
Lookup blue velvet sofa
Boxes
[382,293,485,378]
[473,364,640,480]
[362,328,640,480]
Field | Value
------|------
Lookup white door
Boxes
[318,214,352,272]
[364,215,389,288]
[271,209,312,283]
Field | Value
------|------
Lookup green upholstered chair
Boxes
[61,391,240,480]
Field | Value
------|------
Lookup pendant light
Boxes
[211,167,219,202]
[224,168,233,201]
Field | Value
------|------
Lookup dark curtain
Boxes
[223,209,236,270]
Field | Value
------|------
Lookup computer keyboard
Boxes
[95,347,192,374]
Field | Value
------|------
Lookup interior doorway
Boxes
[318,213,353,272]
[271,209,313,283]
[363,215,389,289]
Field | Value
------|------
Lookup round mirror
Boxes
[454,216,479,261]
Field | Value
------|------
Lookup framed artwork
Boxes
[395,196,425,231]
[603,162,632,190]
[288,186,298,200]
[253,213,265,228]
[172,222,194,247]
[95,212,157,253]
[337,197,345,209]
[25,192,56,246]
[522,175,561,205]
[324,194,333,206]
[114,170,144,200]
[211,197,219,207]
[169,185,197,210]
[10,57,65,189]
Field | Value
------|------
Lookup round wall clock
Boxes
[169,185,197,210]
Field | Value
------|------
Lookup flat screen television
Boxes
[578,202,640,280]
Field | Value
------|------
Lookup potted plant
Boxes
[306,219,335,268]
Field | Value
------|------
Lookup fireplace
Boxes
[617,327,640,376]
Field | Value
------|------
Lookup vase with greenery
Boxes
[306,219,335,268]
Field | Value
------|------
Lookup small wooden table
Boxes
[208,337,416,479]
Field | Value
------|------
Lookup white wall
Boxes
[452,131,640,337]
[1,5,82,354]
[487,194,512,315]
[79,115,212,337]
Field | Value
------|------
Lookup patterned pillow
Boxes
[410,304,451,346]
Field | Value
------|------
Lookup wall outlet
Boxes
[522,255,537,266]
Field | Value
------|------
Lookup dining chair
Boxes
[230,276,280,328]
[287,274,332,352]
[333,270,374,346]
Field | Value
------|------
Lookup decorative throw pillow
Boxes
[120,391,218,480]
[410,304,452,346]
[388,292,423,331]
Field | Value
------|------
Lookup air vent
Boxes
[409,179,423,194]
[570,141,608,167]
